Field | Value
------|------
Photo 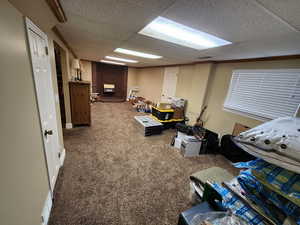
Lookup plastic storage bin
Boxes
[152,106,174,121]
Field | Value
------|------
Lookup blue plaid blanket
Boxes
[212,183,265,225]
[212,159,300,225]
[235,160,300,225]
[234,159,300,205]
[238,170,300,225]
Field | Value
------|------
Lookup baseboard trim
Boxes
[60,148,66,167]
[65,123,73,129]
[41,191,52,225]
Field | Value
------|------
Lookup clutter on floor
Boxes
[151,98,185,126]
[189,167,235,202]
[178,202,216,225]
[219,134,256,162]
[130,96,152,113]
[191,211,249,225]
[53,103,236,225]
[173,131,204,157]
[90,92,99,103]
[185,116,300,225]
[128,87,139,101]
[135,100,152,113]
[180,134,202,157]
[172,124,219,157]
[130,95,186,124]
[134,115,163,136]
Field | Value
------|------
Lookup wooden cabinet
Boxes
[69,81,91,126]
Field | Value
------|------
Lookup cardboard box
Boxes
[157,102,172,110]
[232,123,250,136]
[173,107,184,119]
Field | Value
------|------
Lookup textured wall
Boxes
[134,63,212,123]
[80,60,92,94]
[136,67,165,103]
[0,1,49,224]
[127,67,138,98]
[10,0,76,129]
[204,59,300,136]
[135,58,300,134]
[80,60,92,82]
[176,63,213,124]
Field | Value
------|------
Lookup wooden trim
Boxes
[132,54,300,69]
[46,0,67,23]
[131,60,216,69]
[52,26,77,58]
[215,54,300,64]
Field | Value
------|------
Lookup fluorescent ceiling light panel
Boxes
[105,56,138,63]
[139,16,232,50]
[100,60,125,65]
[114,48,162,59]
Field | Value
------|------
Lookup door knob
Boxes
[44,129,53,136]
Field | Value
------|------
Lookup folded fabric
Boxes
[234,117,300,162]
[212,183,265,225]
[234,141,300,173]
[237,170,300,225]
[234,159,300,206]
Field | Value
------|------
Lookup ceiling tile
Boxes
[60,13,134,42]
[61,0,176,30]
[162,0,295,42]
[58,0,300,66]
[256,0,300,31]
[121,34,203,60]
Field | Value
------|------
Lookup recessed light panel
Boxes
[105,56,138,63]
[139,16,232,50]
[114,48,162,59]
[100,60,125,65]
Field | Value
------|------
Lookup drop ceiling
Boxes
[57,0,300,67]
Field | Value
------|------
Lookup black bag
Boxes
[199,129,219,154]
[175,123,194,136]
[220,135,256,162]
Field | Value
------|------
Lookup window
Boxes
[224,69,300,121]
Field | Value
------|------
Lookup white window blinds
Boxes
[224,69,300,121]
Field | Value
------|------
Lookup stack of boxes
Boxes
[134,116,163,136]
[151,98,185,127]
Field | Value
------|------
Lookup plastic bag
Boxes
[191,212,249,225]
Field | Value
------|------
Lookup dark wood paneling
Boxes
[92,62,99,93]
[92,62,128,101]
[69,82,91,126]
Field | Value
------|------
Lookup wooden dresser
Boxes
[69,81,91,126]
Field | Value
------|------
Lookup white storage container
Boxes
[180,136,202,157]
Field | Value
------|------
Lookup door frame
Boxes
[25,18,61,194]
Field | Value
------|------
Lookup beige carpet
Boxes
[49,102,236,225]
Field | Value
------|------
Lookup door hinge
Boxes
[45,46,48,55]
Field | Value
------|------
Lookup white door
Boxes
[161,67,179,102]
[26,18,60,192]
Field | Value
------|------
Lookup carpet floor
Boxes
[48,102,236,225]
